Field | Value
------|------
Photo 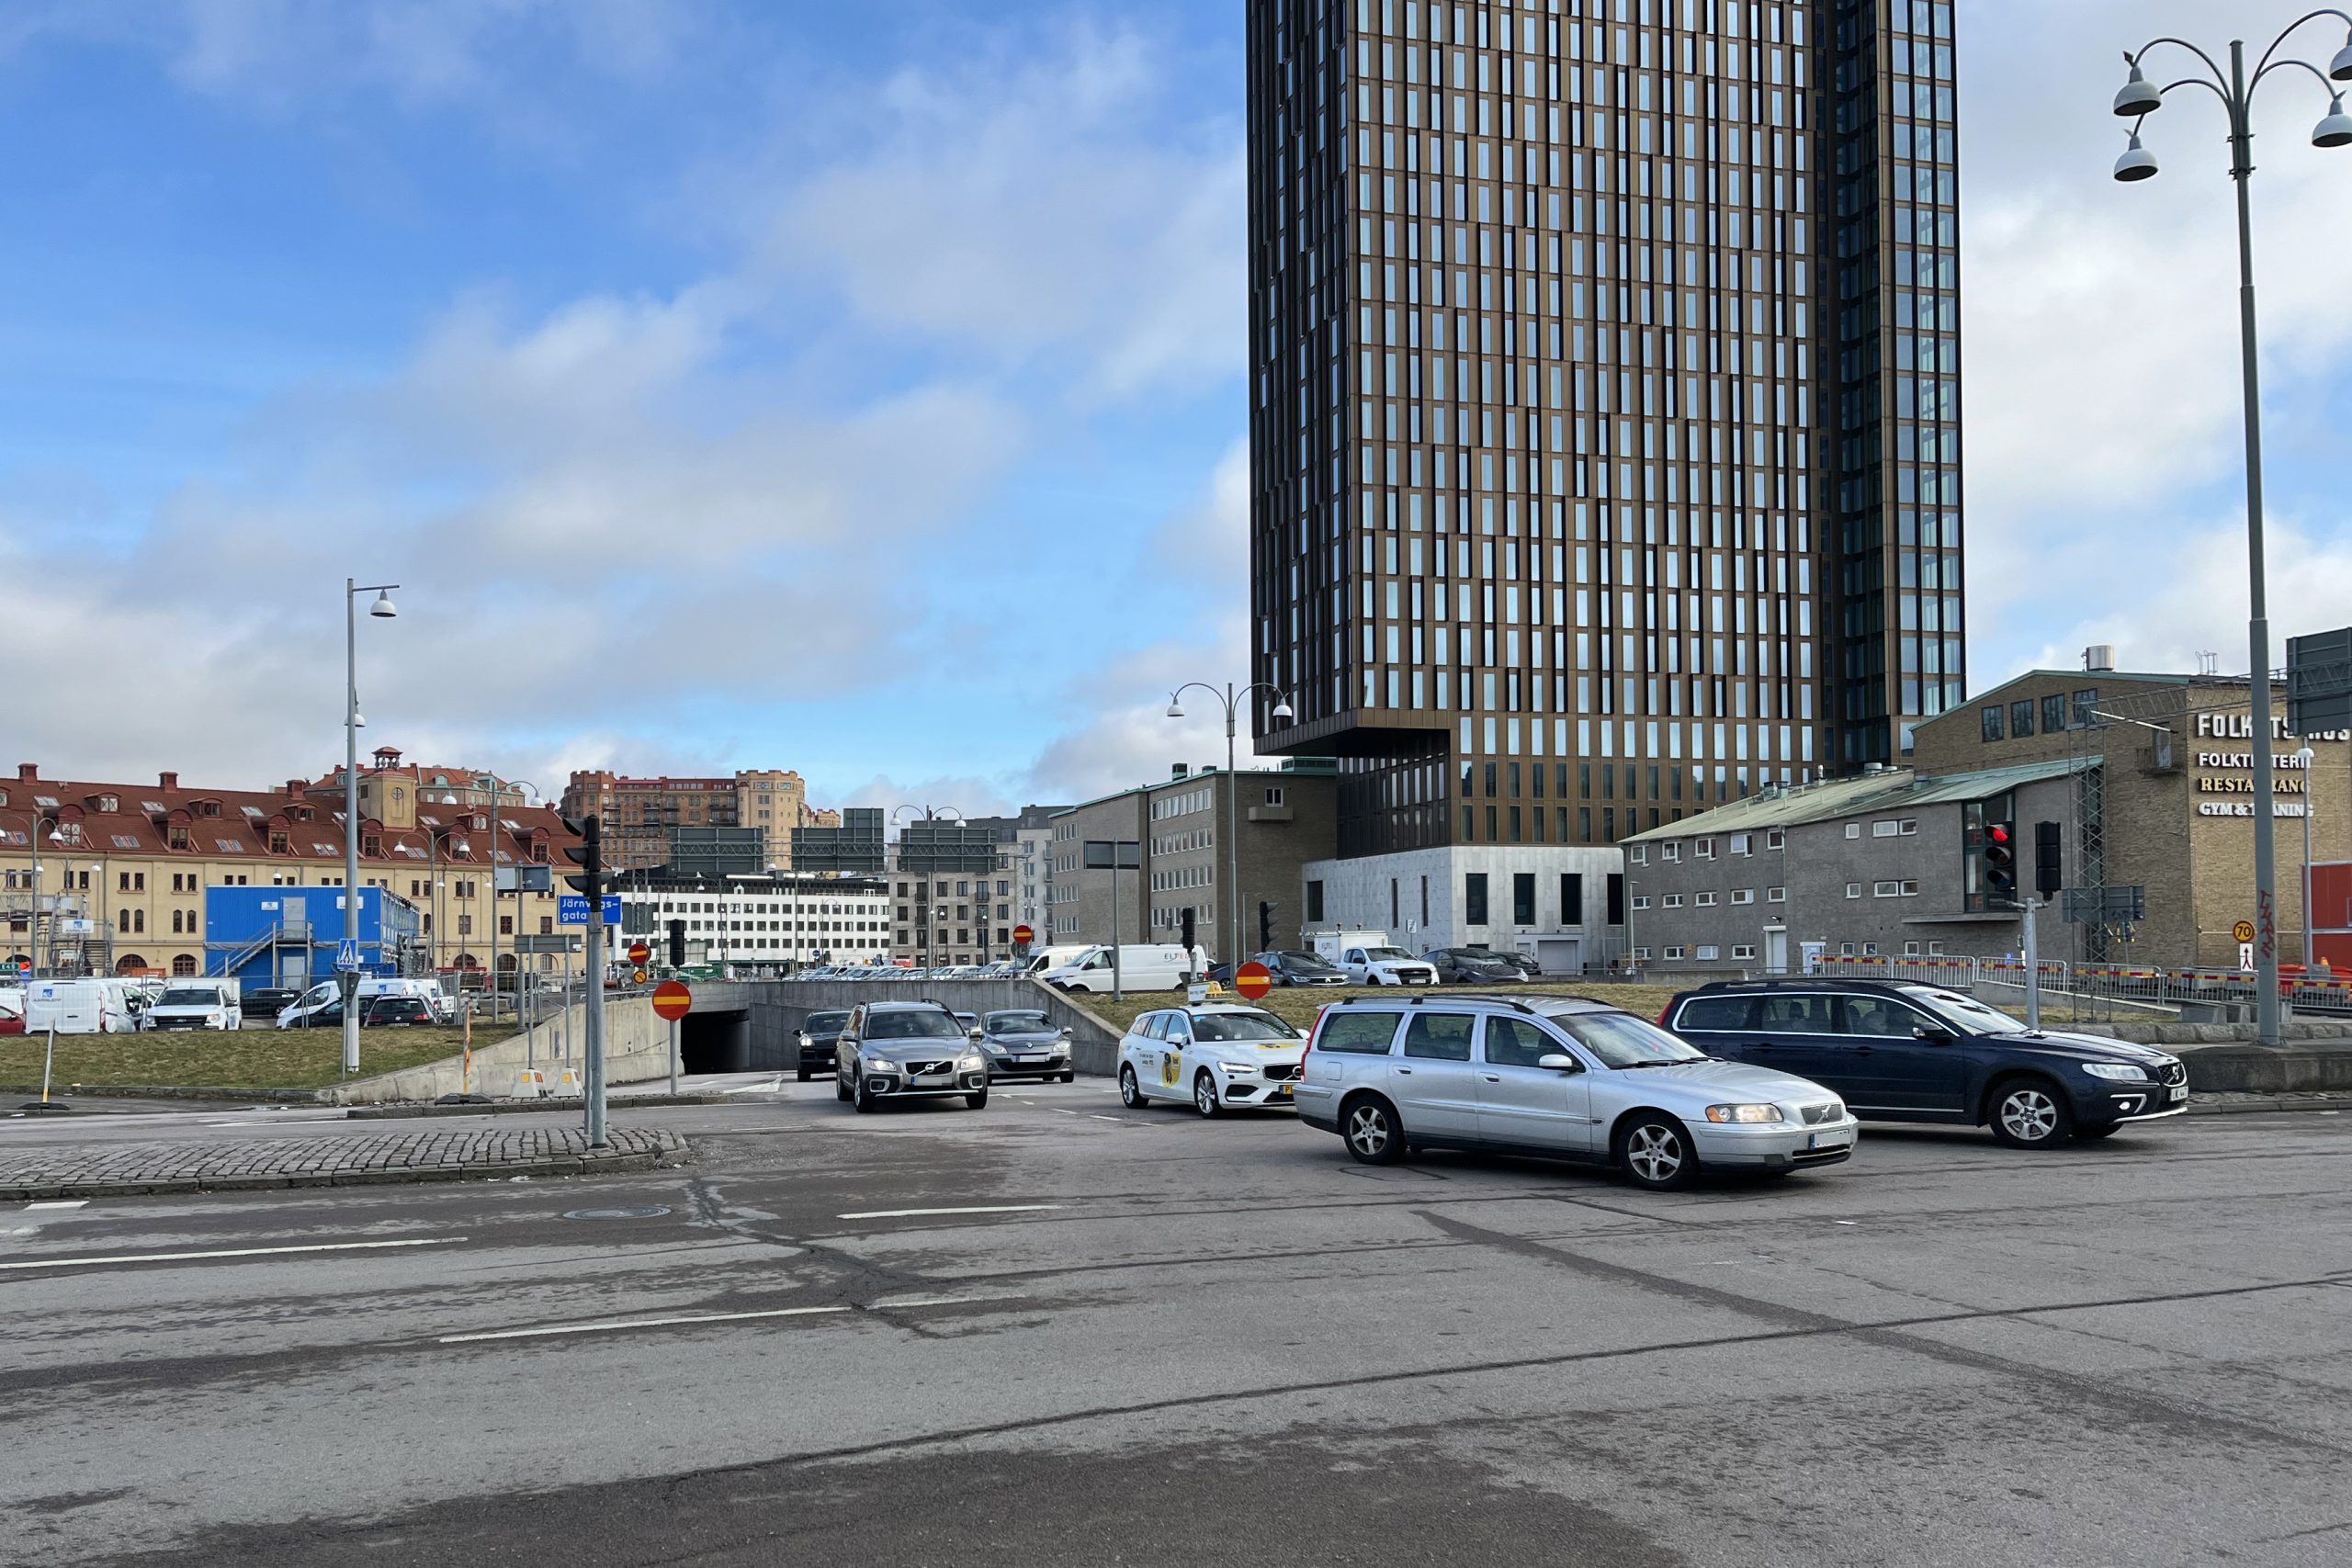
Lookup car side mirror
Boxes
[1912,1025,1956,1044]
[969,1026,984,1041]
[1060,1027,1073,1039]
[1536,1053,1581,1073]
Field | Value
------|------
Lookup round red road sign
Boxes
[628,941,650,965]
[650,979,693,1021]
[1012,924,1035,946]
[1234,961,1273,1000]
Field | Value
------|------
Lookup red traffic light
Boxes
[1987,825,2011,844]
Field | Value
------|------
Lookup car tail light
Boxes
[1657,998,1678,1025]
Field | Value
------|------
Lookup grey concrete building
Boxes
[1623,757,2083,974]
[1047,763,1339,963]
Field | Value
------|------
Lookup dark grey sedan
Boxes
[978,1009,1076,1083]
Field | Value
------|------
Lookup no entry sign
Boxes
[650,979,693,1021]
[1234,961,1273,1000]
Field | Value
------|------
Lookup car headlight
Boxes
[1216,1059,1258,1074]
[207,1011,225,1025]
[960,1055,983,1071]
[1703,1103,1785,1123]
[2083,1063,2151,1082]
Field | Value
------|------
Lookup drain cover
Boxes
[560,1205,673,1221]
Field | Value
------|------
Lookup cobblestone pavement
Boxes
[0,1125,685,1199]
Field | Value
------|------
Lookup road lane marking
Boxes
[440,1305,847,1343]
[0,1237,463,1272]
[1090,1115,1127,1122]
[835,1204,1066,1220]
[25,1201,87,1211]
[869,1293,1026,1311]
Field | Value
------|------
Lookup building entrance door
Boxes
[1764,928,1789,975]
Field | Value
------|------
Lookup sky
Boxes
[1,0,2348,816]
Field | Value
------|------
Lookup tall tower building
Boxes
[1246,0,1962,953]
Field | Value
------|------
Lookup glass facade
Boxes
[1247,0,1962,857]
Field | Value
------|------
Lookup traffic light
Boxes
[1259,899,1275,950]
[2034,821,2063,897]
[1180,907,1196,958]
[668,918,686,968]
[1984,819,2018,903]
[562,814,602,898]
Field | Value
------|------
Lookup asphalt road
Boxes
[2,1083,2347,1567]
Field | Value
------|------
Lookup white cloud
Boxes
[765,22,1246,402]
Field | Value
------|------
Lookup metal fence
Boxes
[1814,954,2352,1021]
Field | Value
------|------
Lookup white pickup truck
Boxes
[144,978,243,1031]
[1312,933,1438,987]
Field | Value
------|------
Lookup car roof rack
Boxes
[1407,991,1541,1015]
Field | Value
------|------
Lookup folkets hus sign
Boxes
[2192,711,2347,818]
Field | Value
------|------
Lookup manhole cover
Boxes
[560,1205,673,1221]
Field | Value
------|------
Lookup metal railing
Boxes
[1813,954,2352,1022]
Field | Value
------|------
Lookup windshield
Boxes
[865,1010,963,1040]
[1901,987,2032,1035]
[1191,1011,1300,1042]
[986,1010,1052,1032]
[1275,951,1334,968]
[806,1011,850,1032]
[1362,947,1414,962]
[1551,1010,1710,1067]
[157,987,220,1007]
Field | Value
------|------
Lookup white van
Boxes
[1041,944,1209,993]
[24,978,145,1034]
[279,976,449,1029]
[357,976,450,1020]
[144,978,243,1032]
[1021,945,1097,979]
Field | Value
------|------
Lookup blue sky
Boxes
[3,0,2349,813]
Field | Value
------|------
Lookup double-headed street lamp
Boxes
[343,579,398,1076]
[1165,682,1294,974]
[2109,15,2352,1048]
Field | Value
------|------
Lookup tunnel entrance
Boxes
[678,1009,752,1074]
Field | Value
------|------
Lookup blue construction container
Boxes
[203,886,421,986]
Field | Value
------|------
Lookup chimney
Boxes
[287,779,306,795]
[158,771,179,791]
[2084,644,2116,672]
[1171,763,1190,779]
[17,763,36,783]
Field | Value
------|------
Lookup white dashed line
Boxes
[441,1305,847,1343]
[835,1204,1066,1221]
[24,1200,88,1211]
[868,1293,1026,1311]
[1,1237,463,1273]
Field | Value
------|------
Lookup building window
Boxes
[1900,819,1918,835]
[1696,838,1716,860]
[1512,874,1535,926]
[1632,947,1653,961]
[1731,944,1757,960]
[1561,874,1583,925]
[1768,887,1787,902]
[1904,942,1922,956]
[1464,874,1488,926]
[1695,945,1720,961]
[1846,883,1862,899]
[1874,881,1903,897]
[1982,705,2005,742]
[1767,829,1786,851]
[1264,787,1284,807]
[1631,896,1652,911]
[1863,942,1882,957]
[1839,942,1858,956]
[2073,688,2098,728]
[1695,892,1718,907]
[1662,894,1685,908]
[2011,700,2036,739]
[1662,842,1681,863]
[1730,833,1751,855]
[1663,945,1687,960]
[1873,820,1900,837]
[1629,845,1647,865]
[1731,889,1755,905]
[1845,823,1861,839]
[1902,881,1921,897]
[2042,694,2067,733]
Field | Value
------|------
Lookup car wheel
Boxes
[1120,1066,1148,1109]
[1340,1094,1403,1165]
[1988,1077,2073,1148]
[1062,1071,1078,1084]
[1193,1070,1221,1119]
[835,1071,852,1103]
[1615,1113,1697,1191]
[2075,1122,2125,1140]
[797,1067,810,1083]
[854,1077,877,1114]
[966,1087,989,1111]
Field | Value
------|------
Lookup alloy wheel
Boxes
[1999,1089,2059,1143]
[1347,1104,1389,1157]
[1625,1123,1684,1184]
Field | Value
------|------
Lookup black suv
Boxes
[1251,950,1348,987]
[795,1010,851,1082]
[1423,948,1526,985]
[1658,978,2188,1148]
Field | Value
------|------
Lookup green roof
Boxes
[1621,755,2094,843]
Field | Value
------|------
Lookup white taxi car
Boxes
[1116,1003,1307,1117]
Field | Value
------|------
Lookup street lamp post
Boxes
[342,579,399,1076]
[2297,745,2318,967]
[1166,682,1295,975]
[2110,17,2352,1046]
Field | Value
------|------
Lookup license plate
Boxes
[1274,1084,1293,1098]
[1809,1129,1853,1149]
[2167,1085,2188,1103]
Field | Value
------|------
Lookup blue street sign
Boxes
[558,895,623,926]
[334,938,362,972]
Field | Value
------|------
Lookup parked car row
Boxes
[821,976,2190,1192]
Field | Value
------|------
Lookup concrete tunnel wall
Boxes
[746,979,1129,1077]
